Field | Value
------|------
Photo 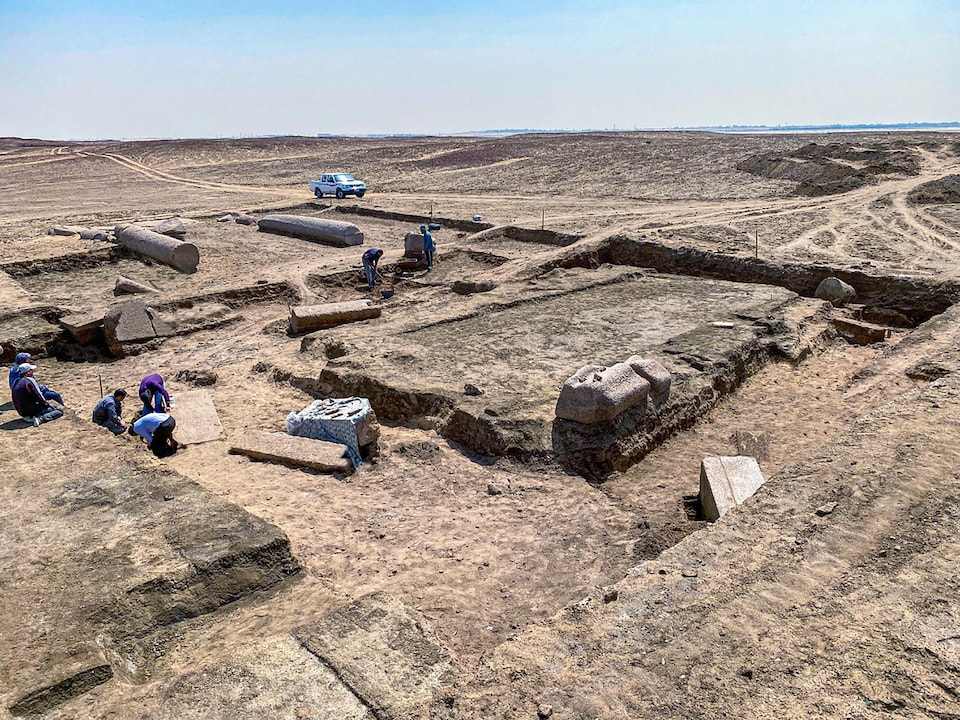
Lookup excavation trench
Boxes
[550,234,960,325]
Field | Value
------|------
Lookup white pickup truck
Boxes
[310,173,366,199]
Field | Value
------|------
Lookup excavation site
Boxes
[1,132,959,719]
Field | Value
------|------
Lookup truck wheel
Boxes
[314,188,323,198]
[336,188,345,199]
[356,191,365,198]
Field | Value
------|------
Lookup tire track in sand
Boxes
[79,151,301,198]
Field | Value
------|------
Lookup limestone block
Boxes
[102,299,172,357]
[555,362,650,424]
[258,214,363,246]
[171,389,223,445]
[451,280,496,295]
[114,275,157,295]
[404,232,425,254]
[59,311,105,344]
[289,299,381,334]
[834,317,888,345]
[79,228,108,241]
[154,217,187,237]
[48,225,83,236]
[815,276,856,306]
[627,356,672,404]
[699,455,765,521]
[294,592,457,718]
[230,430,352,473]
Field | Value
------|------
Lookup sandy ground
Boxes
[1,132,959,718]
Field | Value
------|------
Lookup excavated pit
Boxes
[291,264,833,480]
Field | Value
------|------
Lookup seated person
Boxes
[8,352,63,404]
[11,364,63,426]
[128,412,179,458]
[92,388,127,435]
[138,373,172,416]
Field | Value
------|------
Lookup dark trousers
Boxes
[149,416,178,457]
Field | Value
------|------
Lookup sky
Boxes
[1,0,958,140]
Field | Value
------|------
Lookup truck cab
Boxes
[310,173,366,199]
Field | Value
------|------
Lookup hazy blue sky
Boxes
[2,0,958,139]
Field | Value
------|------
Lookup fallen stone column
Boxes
[116,224,199,273]
[289,299,381,334]
[258,214,364,247]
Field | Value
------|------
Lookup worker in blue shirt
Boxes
[129,412,179,457]
[420,225,435,270]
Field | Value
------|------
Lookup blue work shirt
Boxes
[133,412,171,443]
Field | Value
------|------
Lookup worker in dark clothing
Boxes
[8,352,63,404]
[138,373,172,416]
[11,364,63,426]
[362,247,383,289]
[92,388,127,435]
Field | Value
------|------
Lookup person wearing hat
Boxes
[92,388,128,435]
[11,364,63,426]
[420,225,435,270]
[7,352,63,405]
[361,247,383,290]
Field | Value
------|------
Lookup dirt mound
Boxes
[738,142,920,196]
[908,174,960,204]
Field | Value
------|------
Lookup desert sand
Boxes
[0,132,958,719]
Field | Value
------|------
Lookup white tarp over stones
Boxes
[286,398,380,467]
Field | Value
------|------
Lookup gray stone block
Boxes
[699,455,765,521]
[230,430,352,473]
[555,362,650,424]
[815,276,856,306]
[102,300,172,357]
[288,299,381,334]
[114,275,157,295]
[627,356,671,404]
[153,217,187,238]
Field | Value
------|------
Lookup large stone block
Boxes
[102,299,172,357]
[815,276,856,306]
[59,311,105,344]
[294,592,457,718]
[229,430,352,473]
[627,356,672,405]
[834,317,888,345]
[286,398,380,467]
[699,455,765,521]
[171,390,223,445]
[555,362,650,424]
[288,299,381,334]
